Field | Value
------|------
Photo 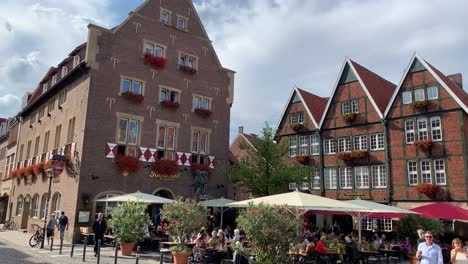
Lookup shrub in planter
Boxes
[194,108,212,117]
[342,113,357,123]
[160,100,180,109]
[143,52,166,68]
[162,198,207,254]
[236,203,302,264]
[108,201,151,256]
[410,99,430,111]
[413,139,433,152]
[416,183,439,199]
[122,91,144,104]
[178,65,197,74]
[153,159,179,176]
[115,154,140,176]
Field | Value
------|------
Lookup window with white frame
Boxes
[312,167,321,190]
[300,181,309,190]
[193,96,210,110]
[58,89,67,106]
[362,217,373,230]
[52,193,61,218]
[434,159,446,185]
[32,194,39,218]
[297,112,304,124]
[144,42,165,57]
[177,16,187,30]
[323,139,336,154]
[73,55,80,68]
[122,78,143,95]
[354,135,367,150]
[289,182,297,190]
[370,133,384,150]
[310,134,320,155]
[402,91,412,104]
[379,218,393,232]
[420,160,432,183]
[324,168,337,189]
[408,161,418,186]
[61,66,68,77]
[40,194,47,219]
[371,165,387,188]
[191,129,209,164]
[179,53,197,69]
[288,137,297,157]
[417,118,428,140]
[355,166,369,189]
[405,120,415,144]
[341,101,350,114]
[157,124,177,160]
[117,117,140,157]
[43,82,49,93]
[16,195,23,216]
[415,88,425,101]
[299,136,308,155]
[160,88,179,103]
[289,113,297,124]
[48,97,55,113]
[427,86,438,100]
[338,137,351,152]
[351,100,359,113]
[430,117,442,141]
[160,10,170,24]
[51,74,57,86]
[339,167,353,189]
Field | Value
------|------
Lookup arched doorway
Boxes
[0,193,9,223]
[153,189,174,199]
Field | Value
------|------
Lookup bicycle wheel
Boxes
[2,223,7,230]
[29,235,39,247]
[10,222,16,230]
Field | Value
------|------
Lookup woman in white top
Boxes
[451,238,468,264]
[234,235,249,264]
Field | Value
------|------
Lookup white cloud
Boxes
[0,94,21,116]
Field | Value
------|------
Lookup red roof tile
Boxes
[227,150,238,162]
[297,88,328,126]
[426,62,468,109]
[243,133,257,146]
[350,60,397,113]
[0,118,7,124]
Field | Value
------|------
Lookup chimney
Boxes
[447,73,463,90]
[238,126,244,135]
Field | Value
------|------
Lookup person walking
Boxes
[92,213,107,257]
[46,213,58,245]
[416,231,443,264]
[58,211,68,241]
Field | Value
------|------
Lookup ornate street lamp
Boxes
[40,154,68,249]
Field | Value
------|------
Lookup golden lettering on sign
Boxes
[149,171,180,180]
[337,192,371,200]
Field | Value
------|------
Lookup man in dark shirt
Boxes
[92,213,107,257]
[58,211,68,241]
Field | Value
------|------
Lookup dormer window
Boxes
[160,8,172,24]
[43,82,49,93]
[176,14,189,31]
[61,66,68,77]
[73,55,80,68]
[51,74,57,86]
[178,18,186,29]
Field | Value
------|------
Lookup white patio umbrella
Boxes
[199,197,235,229]
[95,191,174,204]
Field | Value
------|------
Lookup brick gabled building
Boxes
[385,53,468,208]
[8,0,234,239]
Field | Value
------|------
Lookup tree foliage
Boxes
[228,123,311,196]
[397,214,443,251]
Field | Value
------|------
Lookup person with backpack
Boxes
[58,211,68,241]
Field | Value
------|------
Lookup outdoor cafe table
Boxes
[379,248,400,264]
[358,250,381,264]
[161,241,196,248]
[287,250,307,264]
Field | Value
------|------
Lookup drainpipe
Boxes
[318,129,325,197]
[383,119,393,205]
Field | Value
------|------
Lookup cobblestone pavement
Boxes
[0,229,173,264]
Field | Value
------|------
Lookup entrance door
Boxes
[21,200,31,229]
[0,197,8,223]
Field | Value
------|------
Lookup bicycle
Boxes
[2,217,17,230]
[29,225,44,247]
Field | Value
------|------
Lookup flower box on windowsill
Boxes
[412,139,433,152]
[294,155,309,165]
[410,99,430,111]
[288,123,303,131]
[160,100,180,109]
[342,113,357,123]
[178,65,197,74]
[143,52,166,68]
[153,159,179,176]
[194,108,212,117]
[336,150,369,164]
[416,183,439,199]
[115,154,140,176]
[122,91,144,104]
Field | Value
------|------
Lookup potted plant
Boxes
[342,113,357,123]
[143,52,166,68]
[108,201,151,256]
[413,139,433,152]
[122,91,144,104]
[162,198,207,264]
[410,99,430,111]
[115,154,140,176]
[416,183,439,199]
[153,159,179,176]
[236,203,302,264]
[160,99,180,109]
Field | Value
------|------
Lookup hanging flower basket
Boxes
[294,155,309,165]
[410,100,430,111]
[178,65,197,74]
[160,100,180,109]
[191,163,212,178]
[143,52,166,68]
[336,150,368,164]
[288,123,303,131]
[413,139,433,152]
[416,183,439,199]
[153,159,179,176]
[194,108,212,117]
[342,113,357,123]
[122,91,144,104]
[115,154,140,175]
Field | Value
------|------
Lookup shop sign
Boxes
[337,192,372,200]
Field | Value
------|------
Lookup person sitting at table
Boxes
[404,237,413,254]
[233,229,240,242]
[208,231,220,249]
[371,235,380,251]
[359,236,370,251]
[329,238,344,252]
[315,235,332,264]
[234,235,249,264]
[193,228,209,249]
[379,234,388,247]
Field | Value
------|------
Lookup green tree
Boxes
[397,214,443,252]
[108,201,151,243]
[229,123,311,196]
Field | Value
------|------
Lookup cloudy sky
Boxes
[0,0,467,142]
